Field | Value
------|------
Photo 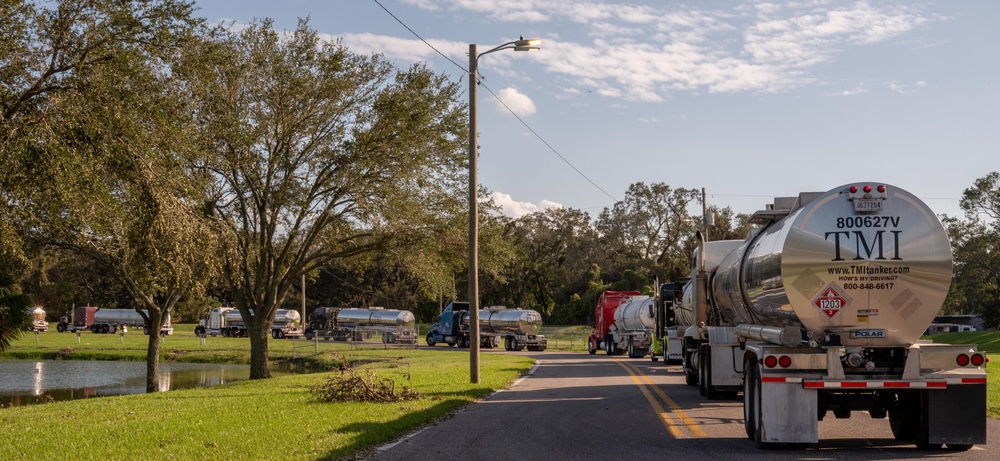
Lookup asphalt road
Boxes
[367,351,996,461]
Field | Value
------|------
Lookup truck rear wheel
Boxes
[699,344,721,399]
[743,358,757,440]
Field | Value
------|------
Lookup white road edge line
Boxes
[374,362,541,454]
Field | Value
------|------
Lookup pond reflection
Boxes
[0,360,290,407]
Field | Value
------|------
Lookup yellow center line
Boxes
[616,360,708,438]
[619,362,684,437]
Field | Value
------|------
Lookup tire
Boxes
[751,363,777,449]
[744,358,757,440]
[425,334,436,347]
[57,324,66,333]
[272,329,280,339]
[605,335,615,355]
[889,393,919,442]
[701,345,720,399]
[683,348,699,386]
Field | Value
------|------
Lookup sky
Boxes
[191,0,999,221]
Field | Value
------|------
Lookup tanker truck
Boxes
[193,307,249,337]
[426,302,547,351]
[676,182,986,450]
[587,291,656,358]
[270,309,304,339]
[587,291,639,356]
[29,307,48,332]
[304,307,418,344]
[57,306,173,335]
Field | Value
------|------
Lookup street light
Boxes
[468,37,540,384]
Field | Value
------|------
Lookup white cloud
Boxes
[489,192,562,218]
[362,1,934,104]
[491,87,537,116]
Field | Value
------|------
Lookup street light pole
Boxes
[468,37,540,384]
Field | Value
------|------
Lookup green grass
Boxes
[1,327,534,460]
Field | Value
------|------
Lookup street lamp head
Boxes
[514,36,542,51]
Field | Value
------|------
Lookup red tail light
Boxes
[778,356,792,368]
[764,356,778,368]
[957,354,970,366]
[971,353,986,367]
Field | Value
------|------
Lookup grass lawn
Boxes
[1,326,534,460]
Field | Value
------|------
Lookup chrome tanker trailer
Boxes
[270,309,304,339]
[677,182,986,449]
[57,306,173,335]
[427,302,547,351]
[30,307,48,332]
[608,296,656,358]
[305,307,417,344]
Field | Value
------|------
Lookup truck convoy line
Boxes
[55,306,174,335]
[427,302,547,351]
[655,182,986,450]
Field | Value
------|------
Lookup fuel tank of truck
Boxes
[273,309,301,327]
[336,308,415,327]
[711,182,952,347]
[477,306,542,335]
[612,296,655,332]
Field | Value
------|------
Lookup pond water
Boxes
[0,360,288,407]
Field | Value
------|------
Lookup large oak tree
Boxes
[182,19,467,378]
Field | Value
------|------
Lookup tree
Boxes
[0,269,33,352]
[596,182,701,281]
[1,0,212,391]
[183,19,468,378]
[489,207,598,320]
[944,172,1000,328]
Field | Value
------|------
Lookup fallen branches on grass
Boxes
[311,368,420,403]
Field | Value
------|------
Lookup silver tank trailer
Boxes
[711,182,952,347]
[273,309,301,327]
[224,309,246,325]
[336,308,415,327]
[477,307,542,335]
[93,309,152,325]
[612,296,655,332]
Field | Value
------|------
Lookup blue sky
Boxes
[192,0,998,221]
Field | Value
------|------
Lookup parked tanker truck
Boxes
[194,307,249,337]
[305,307,418,344]
[673,182,986,450]
[270,309,303,339]
[56,306,173,335]
[29,307,48,332]
[587,291,656,358]
[426,302,547,351]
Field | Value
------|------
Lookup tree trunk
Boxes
[144,310,163,393]
[248,317,271,379]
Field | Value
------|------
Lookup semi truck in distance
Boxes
[194,307,248,337]
[305,307,418,344]
[589,290,657,358]
[29,307,48,332]
[426,302,547,351]
[672,182,986,449]
[588,291,657,358]
[270,309,304,339]
[57,306,173,335]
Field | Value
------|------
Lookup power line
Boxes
[477,82,619,202]
[371,0,619,204]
